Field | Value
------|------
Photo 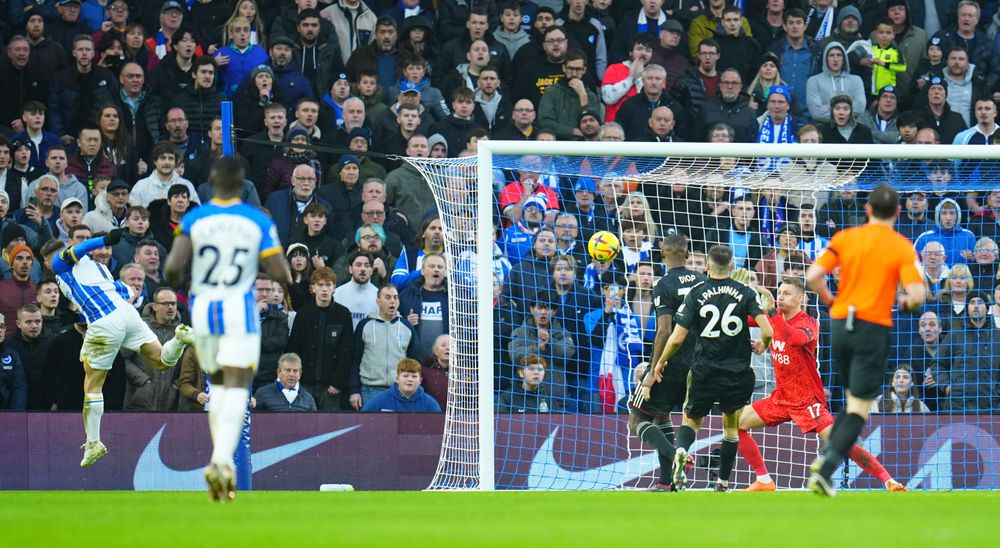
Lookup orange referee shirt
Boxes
[814,223,921,327]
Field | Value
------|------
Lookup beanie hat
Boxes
[2,223,27,250]
[837,5,862,27]
[347,127,373,147]
[338,154,360,171]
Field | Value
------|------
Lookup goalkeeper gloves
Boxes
[104,228,125,246]
[756,286,775,314]
[731,268,750,285]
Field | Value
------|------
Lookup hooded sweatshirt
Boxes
[350,312,421,393]
[914,198,978,267]
[806,42,867,122]
[360,382,441,412]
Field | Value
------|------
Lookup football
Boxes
[588,231,621,262]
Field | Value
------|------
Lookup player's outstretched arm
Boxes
[768,311,810,347]
[899,283,926,313]
[261,253,293,286]
[51,229,124,274]
[164,234,193,287]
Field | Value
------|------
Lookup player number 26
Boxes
[698,303,743,338]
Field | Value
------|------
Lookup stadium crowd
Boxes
[0,0,999,415]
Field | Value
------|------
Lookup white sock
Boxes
[211,387,249,467]
[757,473,773,484]
[83,392,104,442]
[160,337,187,368]
[207,386,228,444]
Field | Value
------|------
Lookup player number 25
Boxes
[698,302,743,338]
[198,245,250,287]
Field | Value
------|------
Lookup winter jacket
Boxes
[214,45,270,98]
[350,312,421,393]
[698,95,759,142]
[82,190,129,234]
[537,77,600,141]
[615,92,690,141]
[146,53,193,106]
[472,89,512,135]
[509,316,575,398]
[361,382,441,412]
[269,62,314,106]
[66,153,116,193]
[321,0,378,67]
[172,85,225,145]
[557,11,608,78]
[398,277,450,341]
[715,31,761,83]
[937,317,1000,412]
[254,381,319,412]
[806,42,867,123]
[48,64,116,137]
[914,198,978,267]
[688,11,753,59]
[385,162,437,228]
[385,78,451,122]
[263,189,334,248]
[497,384,558,413]
[914,100,968,145]
[859,108,899,144]
[0,344,28,410]
[121,305,181,410]
[819,119,875,144]
[344,42,397,88]
[92,86,163,160]
[0,57,49,129]
[287,301,355,390]
[429,115,483,156]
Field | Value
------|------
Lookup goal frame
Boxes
[465,141,1000,491]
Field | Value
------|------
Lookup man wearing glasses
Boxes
[698,68,758,143]
[674,39,722,120]
[538,48,599,140]
[121,286,184,411]
[511,27,569,106]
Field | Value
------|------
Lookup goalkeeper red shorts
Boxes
[752,396,834,434]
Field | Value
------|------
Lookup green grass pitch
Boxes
[3,491,997,546]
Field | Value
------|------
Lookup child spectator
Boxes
[294,203,343,269]
[497,354,557,413]
[862,18,907,97]
[361,358,441,412]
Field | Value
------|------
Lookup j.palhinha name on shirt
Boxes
[697,284,744,306]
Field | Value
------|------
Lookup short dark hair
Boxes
[875,17,895,29]
[375,15,396,29]
[784,8,806,22]
[151,141,179,161]
[707,245,733,269]
[22,101,45,115]
[68,224,92,240]
[721,5,742,17]
[868,183,900,220]
[629,32,655,51]
[297,8,321,21]
[452,87,474,103]
[661,233,688,260]
[698,38,720,52]
[564,47,587,65]
[303,202,327,217]
[500,0,521,14]
[191,55,217,75]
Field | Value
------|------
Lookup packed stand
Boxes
[0,0,997,414]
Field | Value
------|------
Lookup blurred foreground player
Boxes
[643,245,773,491]
[629,233,705,490]
[166,157,292,501]
[52,230,193,468]
[805,184,925,496]
[737,277,906,492]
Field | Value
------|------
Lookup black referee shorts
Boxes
[831,318,891,401]
[684,366,755,420]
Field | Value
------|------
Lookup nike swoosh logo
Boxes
[527,427,724,490]
[133,424,361,490]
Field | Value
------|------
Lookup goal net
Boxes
[408,142,1000,491]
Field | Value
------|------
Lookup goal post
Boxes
[409,141,1000,492]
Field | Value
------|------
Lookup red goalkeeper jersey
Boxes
[768,310,826,407]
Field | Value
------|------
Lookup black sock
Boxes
[637,420,676,458]
[657,452,673,485]
[718,438,739,483]
[676,425,697,452]
[658,421,675,444]
[821,413,866,478]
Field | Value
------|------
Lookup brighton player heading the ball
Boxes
[166,157,292,501]
[643,245,773,492]
[737,277,907,492]
[52,228,194,468]
[630,233,705,490]
[805,183,924,496]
